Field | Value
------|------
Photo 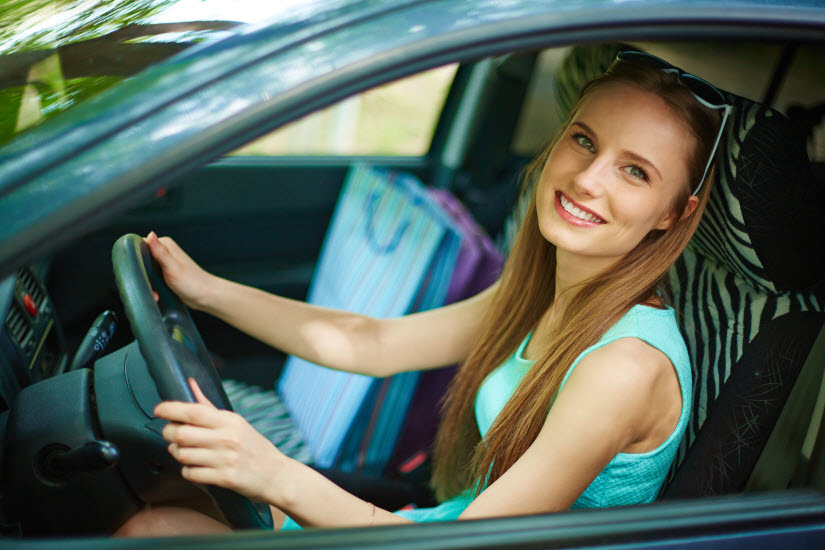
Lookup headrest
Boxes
[552,45,825,294]
[690,96,825,293]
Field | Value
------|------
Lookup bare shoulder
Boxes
[570,337,675,394]
[559,337,681,450]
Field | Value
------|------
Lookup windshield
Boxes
[0,0,339,148]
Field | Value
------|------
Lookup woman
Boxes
[117,51,727,535]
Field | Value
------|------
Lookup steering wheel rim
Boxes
[112,233,268,530]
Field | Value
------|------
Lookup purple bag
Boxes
[387,189,503,474]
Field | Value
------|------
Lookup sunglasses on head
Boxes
[615,50,732,195]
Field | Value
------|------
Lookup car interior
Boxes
[2,32,825,541]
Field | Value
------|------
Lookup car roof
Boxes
[0,0,824,277]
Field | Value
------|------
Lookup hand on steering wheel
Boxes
[143,231,215,312]
[112,233,268,529]
[155,378,288,505]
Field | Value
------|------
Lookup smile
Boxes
[556,192,606,224]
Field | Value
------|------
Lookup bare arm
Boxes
[155,380,414,528]
[201,277,495,377]
[459,338,681,518]
[154,338,679,528]
[146,232,495,377]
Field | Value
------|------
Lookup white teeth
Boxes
[560,194,603,223]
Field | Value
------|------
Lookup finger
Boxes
[154,401,223,428]
[189,378,217,409]
[158,235,185,255]
[161,422,221,447]
[144,231,159,248]
[146,231,174,264]
[167,443,228,468]
[180,465,231,489]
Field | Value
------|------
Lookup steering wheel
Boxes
[112,233,268,530]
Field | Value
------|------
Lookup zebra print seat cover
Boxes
[664,94,825,496]
[547,45,825,497]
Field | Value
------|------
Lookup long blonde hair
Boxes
[431,57,722,501]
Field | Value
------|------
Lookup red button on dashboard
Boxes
[23,293,38,317]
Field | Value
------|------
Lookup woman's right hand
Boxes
[144,232,217,311]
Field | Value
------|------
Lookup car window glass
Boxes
[0,0,247,148]
[230,64,458,157]
[512,43,825,163]
[772,44,825,162]
[510,47,570,157]
[1,0,365,149]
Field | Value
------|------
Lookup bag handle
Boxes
[364,190,416,254]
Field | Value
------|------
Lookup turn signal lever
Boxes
[39,441,120,482]
[69,310,118,371]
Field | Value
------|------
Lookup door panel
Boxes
[47,158,432,372]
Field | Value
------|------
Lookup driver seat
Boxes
[663,89,825,496]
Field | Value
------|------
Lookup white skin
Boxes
[115,83,700,536]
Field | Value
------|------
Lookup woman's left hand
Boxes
[153,379,286,504]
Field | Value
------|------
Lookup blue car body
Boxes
[1,0,825,547]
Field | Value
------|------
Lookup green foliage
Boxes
[0,0,174,53]
[0,87,23,139]
[0,0,191,146]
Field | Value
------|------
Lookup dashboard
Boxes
[0,268,67,412]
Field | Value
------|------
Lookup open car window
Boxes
[512,41,825,162]
[229,64,458,157]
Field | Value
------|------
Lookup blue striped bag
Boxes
[334,173,463,475]
[277,164,461,471]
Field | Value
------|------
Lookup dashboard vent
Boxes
[18,269,45,308]
[5,302,32,348]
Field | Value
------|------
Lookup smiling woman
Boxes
[428,52,720,514]
[536,85,698,260]
[110,50,724,535]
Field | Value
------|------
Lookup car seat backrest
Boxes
[539,44,825,497]
[664,92,825,496]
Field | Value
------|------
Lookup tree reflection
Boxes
[0,0,358,148]
[0,0,175,53]
[0,0,239,146]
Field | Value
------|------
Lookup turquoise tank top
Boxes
[282,304,691,528]
[395,303,692,522]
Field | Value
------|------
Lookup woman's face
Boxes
[536,83,696,265]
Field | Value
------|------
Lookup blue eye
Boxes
[572,132,595,152]
[623,165,649,181]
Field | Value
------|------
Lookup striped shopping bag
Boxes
[334,178,465,475]
[277,164,461,471]
[342,185,505,475]
[387,188,503,475]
